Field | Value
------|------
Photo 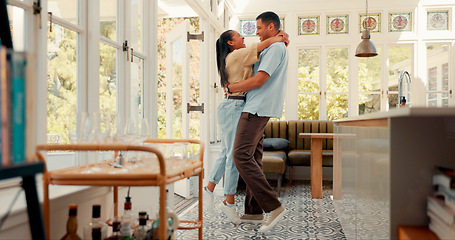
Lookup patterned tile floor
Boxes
[175,180,346,240]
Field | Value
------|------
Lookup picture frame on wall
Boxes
[327,15,349,34]
[359,13,381,33]
[240,18,285,37]
[427,10,449,31]
[298,16,320,35]
[389,12,412,32]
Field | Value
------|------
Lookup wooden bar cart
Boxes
[36,138,204,240]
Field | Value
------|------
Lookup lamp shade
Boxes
[355,30,378,57]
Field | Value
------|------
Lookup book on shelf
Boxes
[428,208,455,239]
[1,45,10,167]
[434,184,455,211]
[433,166,455,190]
[427,195,455,226]
[0,48,30,167]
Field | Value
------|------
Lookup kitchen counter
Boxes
[333,107,455,239]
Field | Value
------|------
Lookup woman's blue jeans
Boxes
[208,98,245,195]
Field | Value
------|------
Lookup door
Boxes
[165,19,202,198]
[166,20,190,140]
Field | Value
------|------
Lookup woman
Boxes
[204,29,288,224]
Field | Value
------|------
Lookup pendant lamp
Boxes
[355,0,378,57]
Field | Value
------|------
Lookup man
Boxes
[225,11,288,233]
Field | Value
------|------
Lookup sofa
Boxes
[262,120,334,191]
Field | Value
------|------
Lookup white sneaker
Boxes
[203,187,214,214]
[258,205,286,233]
[219,202,241,224]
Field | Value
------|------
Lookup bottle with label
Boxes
[83,204,108,240]
[119,196,135,239]
[148,190,179,240]
[133,211,149,240]
[106,221,122,240]
[61,204,82,240]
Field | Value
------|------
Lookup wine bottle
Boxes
[60,204,82,240]
[83,204,108,240]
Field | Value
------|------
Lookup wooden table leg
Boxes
[311,138,323,198]
[333,140,342,199]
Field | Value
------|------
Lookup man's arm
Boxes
[227,71,269,93]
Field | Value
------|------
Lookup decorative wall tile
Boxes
[327,15,349,34]
[388,12,412,32]
[240,19,257,37]
[427,10,449,30]
[299,16,320,35]
[240,18,285,37]
[359,13,381,33]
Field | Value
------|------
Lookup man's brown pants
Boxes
[233,112,281,214]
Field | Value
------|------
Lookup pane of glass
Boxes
[327,94,348,120]
[327,48,348,93]
[388,93,398,109]
[298,94,319,120]
[48,0,78,25]
[100,0,117,41]
[359,94,381,115]
[131,56,143,121]
[172,37,183,139]
[99,42,117,133]
[47,23,77,144]
[298,49,319,93]
[359,47,381,92]
[388,46,412,109]
[130,0,143,52]
[7,6,25,51]
[426,44,450,107]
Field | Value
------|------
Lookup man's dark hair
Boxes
[256,11,280,32]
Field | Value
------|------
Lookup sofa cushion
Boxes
[263,138,290,151]
[262,151,287,174]
[287,150,334,167]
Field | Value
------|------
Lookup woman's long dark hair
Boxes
[216,30,234,88]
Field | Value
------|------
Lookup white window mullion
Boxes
[87,0,100,115]
[77,0,88,114]
[117,0,127,123]
[319,47,327,120]
[382,45,389,111]
[349,45,358,117]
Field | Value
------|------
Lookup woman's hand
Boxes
[277,30,290,46]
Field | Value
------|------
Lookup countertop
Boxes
[335,107,455,125]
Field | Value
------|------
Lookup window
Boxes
[47,3,81,144]
[387,45,413,109]
[297,48,320,120]
[426,44,450,107]
[359,47,382,115]
[326,48,349,120]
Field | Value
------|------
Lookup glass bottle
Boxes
[133,212,149,240]
[61,204,82,240]
[84,204,108,240]
[91,227,102,240]
[106,221,122,240]
[148,190,178,240]
[119,196,134,239]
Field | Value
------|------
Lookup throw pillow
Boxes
[263,138,290,151]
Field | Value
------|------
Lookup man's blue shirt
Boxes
[243,42,288,118]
